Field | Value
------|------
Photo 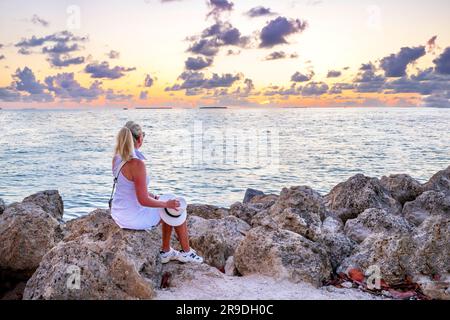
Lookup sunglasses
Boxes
[133,132,145,140]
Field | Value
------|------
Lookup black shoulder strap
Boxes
[109,160,128,209]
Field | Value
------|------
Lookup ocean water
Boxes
[0,107,449,221]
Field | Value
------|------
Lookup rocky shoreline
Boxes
[0,167,449,300]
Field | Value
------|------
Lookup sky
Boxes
[0,0,449,108]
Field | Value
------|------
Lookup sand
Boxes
[155,274,384,300]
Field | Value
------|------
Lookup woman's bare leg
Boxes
[161,221,172,252]
[174,221,190,252]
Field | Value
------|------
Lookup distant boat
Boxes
[200,107,228,109]
[123,107,128,110]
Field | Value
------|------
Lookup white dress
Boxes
[111,150,161,230]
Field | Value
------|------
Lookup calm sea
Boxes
[0,107,449,221]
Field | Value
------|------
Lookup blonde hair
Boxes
[114,127,134,161]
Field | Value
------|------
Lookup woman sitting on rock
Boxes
[111,121,203,264]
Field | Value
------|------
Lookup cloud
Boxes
[360,62,375,71]
[264,51,298,61]
[427,35,438,52]
[166,71,241,93]
[105,89,133,101]
[207,0,234,20]
[291,71,314,82]
[15,30,88,68]
[187,21,250,57]
[264,83,300,96]
[16,31,87,48]
[11,67,53,102]
[107,50,120,59]
[259,17,308,48]
[380,46,426,77]
[85,61,136,79]
[13,67,46,94]
[185,56,213,70]
[47,54,85,67]
[139,91,148,100]
[329,83,355,94]
[42,42,80,54]
[354,68,386,93]
[31,14,49,27]
[245,6,277,18]
[144,74,154,87]
[327,70,342,78]
[301,82,329,96]
[433,47,450,75]
[0,87,21,101]
[45,72,103,101]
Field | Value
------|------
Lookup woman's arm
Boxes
[132,160,179,209]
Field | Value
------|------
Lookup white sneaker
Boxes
[160,248,180,264]
[177,249,204,264]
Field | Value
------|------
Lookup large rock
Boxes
[243,188,265,204]
[325,174,402,222]
[344,208,413,244]
[411,215,449,278]
[187,204,229,220]
[0,192,64,278]
[402,191,450,226]
[23,209,162,300]
[424,166,450,194]
[251,186,328,241]
[22,190,64,221]
[230,193,278,226]
[319,216,356,271]
[338,215,449,287]
[338,233,415,285]
[183,215,251,269]
[234,226,332,287]
[160,262,224,289]
[0,198,5,215]
[380,174,424,205]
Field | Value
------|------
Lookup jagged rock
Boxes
[423,165,450,194]
[22,190,64,221]
[187,204,229,220]
[325,174,402,222]
[412,215,449,277]
[344,208,413,244]
[230,202,261,225]
[319,216,355,271]
[270,186,328,221]
[0,192,64,278]
[248,194,279,206]
[339,215,449,286]
[23,209,162,300]
[0,198,5,215]
[234,226,332,287]
[183,215,251,269]
[319,232,356,271]
[230,193,277,226]
[338,233,415,285]
[250,186,327,241]
[160,263,224,290]
[243,188,265,204]
[380,174,424,205]
[224,256,238,276]
[402,191,450,226]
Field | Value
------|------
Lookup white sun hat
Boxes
[158,194,188,227]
